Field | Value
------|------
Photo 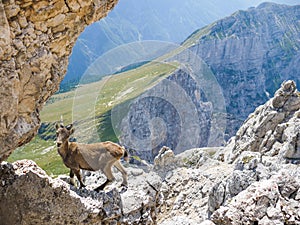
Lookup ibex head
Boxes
[55,123,75,147]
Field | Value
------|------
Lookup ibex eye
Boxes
[56,132,59,136]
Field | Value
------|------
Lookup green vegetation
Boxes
[7,136,69,176]
[8,61,177,176]
[181,23,216,47]
[41,90,75,123]
[242,155,254,164]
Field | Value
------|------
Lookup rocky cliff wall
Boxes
[117,3,300,159]
[0,0,118,162]
[157,80,300,224]
[187,3,300,138]
[219,80,300,163]
[206,80,300,224]
[119,68,214,161]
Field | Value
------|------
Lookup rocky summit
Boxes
[220,80,300,163]
[1,80,300,224]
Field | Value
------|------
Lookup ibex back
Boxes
[55,123,129,191]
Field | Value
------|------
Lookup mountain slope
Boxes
[184,2,300,137]
[63,0,297,88]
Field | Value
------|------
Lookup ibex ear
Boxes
[66,124,75,134]
[55,123,59,130]
[66,124,73,131]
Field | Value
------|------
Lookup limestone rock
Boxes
[154,146,176,171]
[0,160,123,224]
[206,80,300,223]
[188,3,300,139]
[207,168,257,216]
[118,68,214,161]
[211,167,300,225]
[0,0,119,162]
[158,148,233,224]
[0,159,165,225]
[2,141,299,224]
[218,80,300,163]
[3,77,300,224]
[84,165,163,224]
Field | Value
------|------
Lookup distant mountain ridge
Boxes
[184,2,300,138]
[63,0,298,90]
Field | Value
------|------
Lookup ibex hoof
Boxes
[120,184,128,193]
[94,187,103,192]
[79,184,86,189]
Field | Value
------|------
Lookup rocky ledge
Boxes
[1,80,300,224]
[0,159,162,225]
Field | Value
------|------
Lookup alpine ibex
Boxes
[55,122,129,191]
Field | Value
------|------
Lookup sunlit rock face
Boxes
[0,0,118,162]
[188,3,300,138]
[208,80,300,223]
[220,80,300,163]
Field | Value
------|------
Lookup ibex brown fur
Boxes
[55,123,128,191]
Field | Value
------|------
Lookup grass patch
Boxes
[242,155,254,164]
[7,136,69,176]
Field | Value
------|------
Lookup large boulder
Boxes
[211,166,300,225]
[0,0,118,162]
[0,159,163,224]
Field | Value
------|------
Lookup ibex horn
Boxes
[60,115,64,127]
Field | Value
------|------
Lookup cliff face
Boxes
[0,0,118,162]
[207,80,300,223]
[186,3,300,138]
[154,80,300,224]
[119,68,214,160]
[118,3,300,158]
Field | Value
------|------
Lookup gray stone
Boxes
[211,168,300,225]
[189,3,300,140]
[0,160,163,225]
[221,80,300,163]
